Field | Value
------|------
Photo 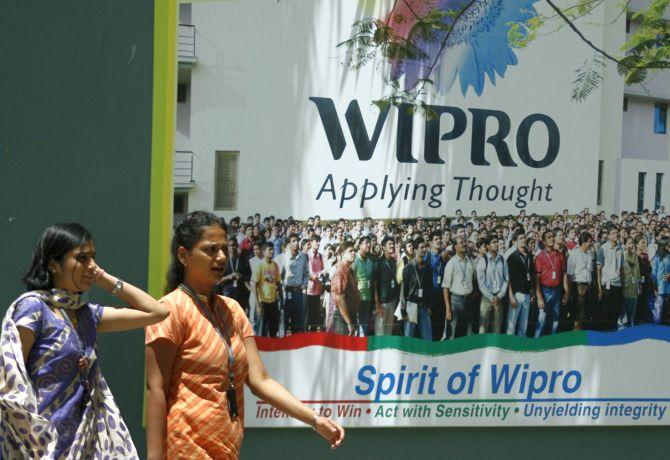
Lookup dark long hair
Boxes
[166,211,226,293]
[22,223,93,290]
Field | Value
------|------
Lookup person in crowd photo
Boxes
[506,232,534,336]
[351,236,376,336]
[306,235,326,332]
[622,236,642,328]
[442,235,475,339]
[596,226,625,330]
[215,237,251,316]
[374,236,399,335]
[329,241,360,335]
[567,231,595,330]
[534,230,570,336]
[279,234,309,335]
[636,235,652,324]
[476,236,509,334]
[253,243,282,337]
[426,231,447,340]
[651,237,670,325]
[401,237,433,339]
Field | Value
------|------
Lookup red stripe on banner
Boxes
[254,332,367,352]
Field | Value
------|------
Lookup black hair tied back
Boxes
[166,211,227,293]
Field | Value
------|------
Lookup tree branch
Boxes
[386,0,400,26]
[401,0,422,20]
[409,0,477,100]
[542,0,606,21]
[603,1,631,26]
[544,0,625,66]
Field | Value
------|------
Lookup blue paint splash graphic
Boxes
[387,0,539,96]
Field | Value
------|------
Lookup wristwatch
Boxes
[111,279,124,296]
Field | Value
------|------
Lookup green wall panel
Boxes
[0,0,155,455]
[243,426,669,459]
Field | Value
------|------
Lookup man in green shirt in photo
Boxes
[352,236,376,336]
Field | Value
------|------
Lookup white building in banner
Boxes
[618,0,670,213]
[173,0,670,221]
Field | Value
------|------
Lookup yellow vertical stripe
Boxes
[144,0,177,428]
[148,0,177,298]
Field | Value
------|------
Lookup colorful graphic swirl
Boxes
[386,0,539,96]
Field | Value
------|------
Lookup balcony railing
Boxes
[178,24,197,62]
[174,151,195,188]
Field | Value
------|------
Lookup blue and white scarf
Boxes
[0,290,137,459]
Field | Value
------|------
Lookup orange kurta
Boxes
[146,289,253,459]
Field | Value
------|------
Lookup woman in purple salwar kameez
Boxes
[0,223,169,459]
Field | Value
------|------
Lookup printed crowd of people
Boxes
[218,207,670,340]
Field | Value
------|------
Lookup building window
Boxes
[174,192,189,224]
[654,103,667,134]
[174,193,189,213]
[214,151,239,210]
[597,160,604,206]
[626,16,631,33]
[656,173,664,210]
[638,172,646,213]
[177,83,188,103]
[174,193,188,213]
[179,2,192,24]
[623,97,628,112]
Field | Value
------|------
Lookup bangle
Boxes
[111,279,124,296]
[310,413,319,431]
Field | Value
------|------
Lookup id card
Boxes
[418,288,423,299]
[642,276,646,283]
[437,276,442,285]
[391,280,396,289]
[606,281,611,290]
[527,273,531,282]
[551,271,556,280]
[233,280,238,288]
[287,291,292,300]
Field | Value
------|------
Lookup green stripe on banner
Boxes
[368,331,588,354]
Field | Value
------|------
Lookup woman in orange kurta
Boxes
[145,211,344,459]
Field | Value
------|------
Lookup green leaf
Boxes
[571,54,605,102]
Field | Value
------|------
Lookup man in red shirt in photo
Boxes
[329,242,361,335]
[534,230,570,337]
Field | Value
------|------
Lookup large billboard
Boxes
[186,0,614,218]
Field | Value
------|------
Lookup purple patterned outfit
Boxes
[0,290,137,459]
